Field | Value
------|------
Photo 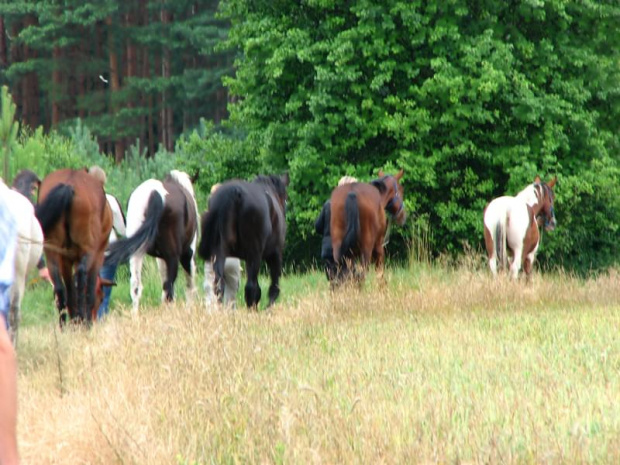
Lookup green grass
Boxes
[14,264,620,463]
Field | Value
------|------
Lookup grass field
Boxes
[14,260,620,464]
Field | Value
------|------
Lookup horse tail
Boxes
[198,187,240,261]
[105,191,165,266]
[339,191,360,261]
[495,219,507,271]
[35,184,75,234]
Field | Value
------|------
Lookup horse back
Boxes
[330,183,385,246]
[200,180,277,261]
[162,179,198,249]
[39,169,112,257]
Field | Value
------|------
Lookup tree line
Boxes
[0,0,232,161]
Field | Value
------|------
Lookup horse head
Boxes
[374,169,406,226]
[11,169,41,205]
[534,175,557,231]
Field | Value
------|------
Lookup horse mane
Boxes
[254,174,287,200]
[166,170,196,197]
[516,183,544,208]
[370,176,388,194]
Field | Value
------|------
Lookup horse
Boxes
[104,170,199,314]
[198,174,289,309]
[329,169,406,284]
[0,179,44,345]
[11,169,41,203]
[483,175,557,279]
[35,168,114,325]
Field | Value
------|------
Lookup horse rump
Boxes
[105,190,165,266]
[35,184,75,233]
[339,191,360,262]
[198,184,241,261]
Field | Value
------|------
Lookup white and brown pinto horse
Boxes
[483,176,557,279]
[0,178,44,345]
[104,170,199,314]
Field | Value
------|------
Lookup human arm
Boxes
[0,315,18,465]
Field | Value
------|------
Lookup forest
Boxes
[1,0,618,273]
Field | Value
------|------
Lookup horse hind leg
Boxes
[180,248,197,304]
[49,263,68,325]
[509,246,523,279]
[76,254,90,323]
[483,225,498,276]
[159,257,179,304]
[265,252,282,307]
[244,258,262,309]
[203,259,217,308]
[8,268,27,346]
[157,258,168,303]
[130,254,145,315]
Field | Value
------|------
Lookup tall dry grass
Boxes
[16,267,620,464]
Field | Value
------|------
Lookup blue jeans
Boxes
[0,283,9,330]
[97,263,117,319]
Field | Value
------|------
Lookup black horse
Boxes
[198,174,289,308]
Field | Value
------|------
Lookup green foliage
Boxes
[175,120,260,210]
[0,86,19,180]
[220,0,620,272]
[539,156,620,273]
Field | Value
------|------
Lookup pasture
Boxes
[16,261,620,464]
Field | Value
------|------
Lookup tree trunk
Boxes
[22,14,39,129]
[160,5,173,152]
[0,17,7,68]
[51,46,62,127]
[106,15,125,162]
[125,8,137,151]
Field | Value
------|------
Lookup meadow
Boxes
[15,259,620,464]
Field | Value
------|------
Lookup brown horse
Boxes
[36,169,114,324]
[330,169,406,283]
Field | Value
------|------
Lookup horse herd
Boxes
[0,166,557,343]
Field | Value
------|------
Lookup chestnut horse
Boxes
[104,170,199,314]
[330,169,406,283]
[36,168,113,324]
[198,174,289,309]
[483,175,557,279]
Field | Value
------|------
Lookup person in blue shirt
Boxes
[0,187,20,464]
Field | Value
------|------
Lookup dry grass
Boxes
[16,267,620,464]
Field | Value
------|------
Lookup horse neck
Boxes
[516,184,544,216]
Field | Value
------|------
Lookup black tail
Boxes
[339,191,360,262]
[198,186,240,261]
[35,184,74,234]
[105,191,165,266]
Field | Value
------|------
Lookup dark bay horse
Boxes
[104,170,199,313]
[483,175,557,279]
[198,174,289,308]
[330,169,406,283]
[36,168,113,324]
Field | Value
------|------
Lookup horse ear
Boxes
[281,172,290,186]
[547,176,557,188]
[395,169,404,181]
[370,179,387,193]
[378,169,385,177]
[534,175,541,184]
